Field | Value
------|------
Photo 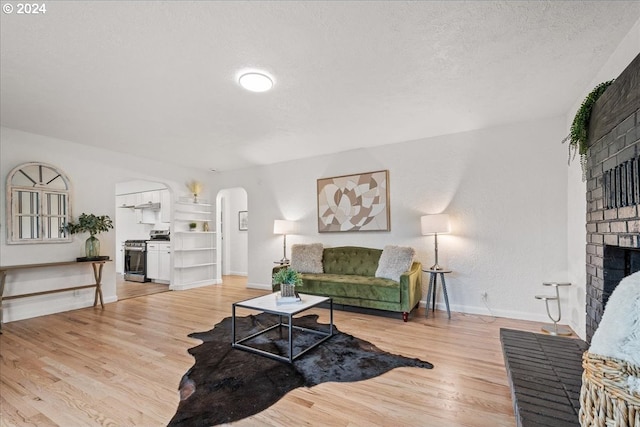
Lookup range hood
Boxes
[134,202,161,210]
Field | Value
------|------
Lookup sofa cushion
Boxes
[375,245,415,282]
[300,273,401,303]
[290,243,324,273]
[322,246,381,276]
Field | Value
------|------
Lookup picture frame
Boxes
[238,211,248,231]
[317,169,390,232]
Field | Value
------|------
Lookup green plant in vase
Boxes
[62,213,114,259]
[272,268,302,297]
[189,222,197,231]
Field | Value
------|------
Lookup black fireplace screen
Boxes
[602,156,639,209]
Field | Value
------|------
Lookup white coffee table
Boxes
[231,292,333,363]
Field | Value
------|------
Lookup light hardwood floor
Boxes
[116,274,170,301]
[1,276,552,426]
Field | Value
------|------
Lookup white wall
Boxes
[116,180,167,194]
[210,116,569,322]
[0,127,211,323]
[565,17,640,340]
[6,14,637,327]
[217,187,248,276]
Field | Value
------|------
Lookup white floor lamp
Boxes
[273,220,297,264]
[421,214,451,270]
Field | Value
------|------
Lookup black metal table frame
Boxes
[231,296,333,364]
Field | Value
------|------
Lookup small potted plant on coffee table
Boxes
[272,268,302,298]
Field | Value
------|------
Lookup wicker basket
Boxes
[580,351,640,427]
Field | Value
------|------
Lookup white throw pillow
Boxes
[375,245,415,282]
[589,270,640,367]
[290,243,324,274]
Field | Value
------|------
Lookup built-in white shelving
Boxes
[172,199,219,289]
[175,262,216,269]
[175,247,216,252]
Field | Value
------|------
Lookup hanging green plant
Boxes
[562,79,614,179]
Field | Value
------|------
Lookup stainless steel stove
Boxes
[149,229,170,241]
[124,239,148,282]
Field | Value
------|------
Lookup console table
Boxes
[0,260,109,331]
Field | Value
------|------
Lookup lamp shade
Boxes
[273,220,297,235]
[421,214,451,235]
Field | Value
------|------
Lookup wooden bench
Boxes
[0,260,108,331]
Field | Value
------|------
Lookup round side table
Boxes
[423,269,452,319]
[535,282,572,336]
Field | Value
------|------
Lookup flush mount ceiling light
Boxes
[238,72,273,92]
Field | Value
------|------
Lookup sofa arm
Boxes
[271,264,289,292]
[399,261,422,312]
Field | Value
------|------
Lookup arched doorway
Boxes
[115,179,171,300]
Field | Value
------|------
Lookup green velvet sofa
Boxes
[272,246,422,321]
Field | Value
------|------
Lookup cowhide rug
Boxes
[168,313,433,427]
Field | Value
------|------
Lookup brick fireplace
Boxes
[585,53,640,341]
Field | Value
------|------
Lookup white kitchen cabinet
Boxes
[117,241,125,274]
[138,190,160,205]
[118,191,160,223]
[147,242,171,283]
[136,208,157,224]
[134,192,146,206]
[117,193,137,208]
[160,189,171,223]
[147,244,159,280]
[116,195,126,209]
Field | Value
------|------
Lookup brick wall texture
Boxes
[585,109,640,341]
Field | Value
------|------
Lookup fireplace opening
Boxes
[603,245,640,309]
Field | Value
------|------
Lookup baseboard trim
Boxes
[227,271,248,277]
[246,282,271,290]
[171,279,222,291]
[3,295,118,324]
[421,300,555,323]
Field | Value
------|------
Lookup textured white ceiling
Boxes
[2,1,639,171]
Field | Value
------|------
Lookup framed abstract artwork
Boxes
[317,170,390,232]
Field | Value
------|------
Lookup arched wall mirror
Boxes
[6,162,72,244]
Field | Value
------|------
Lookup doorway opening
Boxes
[115,180,171,300]
[216,188,248,286]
